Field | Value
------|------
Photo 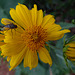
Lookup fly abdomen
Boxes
[4,24,17,29]
[0,24,17,31]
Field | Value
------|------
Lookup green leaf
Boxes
[50,47,68,72]
[58,22,75,29]
[68,61,75,73]
[65,35,75,44]
[0,7,8,25]
[46,41,69,72]
[0,0,24,9]
[45,45,50,52]
[43,11,46,17]
[0,7,7,18]
[71,61,75,66]
[18,63,50,75]
[63,45,70,53]
[15,67,21,75]
[72,19,75,24]
[0,0,24,19]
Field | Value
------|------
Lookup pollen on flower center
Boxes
[32,34,38,41]
[21,25,48,50]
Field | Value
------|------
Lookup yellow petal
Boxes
[1,42,25,56]
[0,34,5,41]
[66,51,75,55]
[10,8,26,29]
[67,42,75,47]
[37,10,43,26]
[45,23,61,33]
[38,47,52,66]
[9,46,27,71]
[68,48,75,51]
[47,29,70,40]
[0,42,5,46]
[66,53,75,57]
[42,15,55,26]
[30,4,37,25]
[4,29,23,43]
[7,56,11,61]
[70,59,75,61]
[1,18,16,25]
[24,49,38,70]
[16,3,32,28]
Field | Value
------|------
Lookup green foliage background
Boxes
[0,0,75,75]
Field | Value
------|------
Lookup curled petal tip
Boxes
[10,8,14,10]
[18,3,21,5]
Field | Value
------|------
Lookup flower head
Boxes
[65,42,75,61]
[1,3,70,71]
[0,34,5,50]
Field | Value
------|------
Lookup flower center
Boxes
[32,34,38,41]
[21,25,48,50]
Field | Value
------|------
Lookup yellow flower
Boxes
[0,34,5,50]
[1,3,70,71]
[65,42,75,61]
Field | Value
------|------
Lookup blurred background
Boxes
[0,0,75,75]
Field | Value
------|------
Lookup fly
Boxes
[0,24,17,31]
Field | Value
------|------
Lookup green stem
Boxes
[66,34,75,44]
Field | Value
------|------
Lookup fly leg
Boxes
[11,29,13,39]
